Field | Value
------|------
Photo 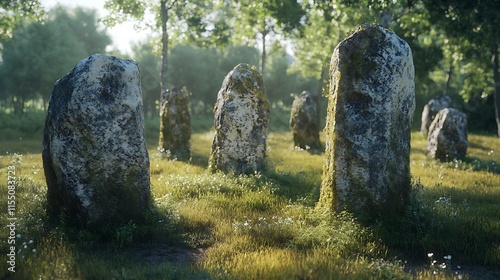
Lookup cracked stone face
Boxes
[42,54,150,226]
[319,25,415,220]
[209,63,270,175]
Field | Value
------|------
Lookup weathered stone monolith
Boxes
[209,63,270,174]
[158,87,191,161]
[319,25,415,220]
[420,95,452,136]
[290,91,322,152]
[42,54,150,227]
[427,108,468,161]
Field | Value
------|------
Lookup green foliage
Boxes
[421,0,500,136]
[132,40,161,118]
[0,0,44,40]
[0,110,45,140]
[168,45,225,107]
[0,6,111,115]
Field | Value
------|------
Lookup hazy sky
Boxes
[39,0,150,55]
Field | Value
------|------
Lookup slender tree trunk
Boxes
[443,63,453,96]
[160,0,169,104]
[159,0,170,149]
[492,47,500,137]
[261,31,267,75]
[319,67,325,96]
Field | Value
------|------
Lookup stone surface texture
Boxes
[209,63,270,174]
[158,87,191,161]
[42,54,150,226]
[290,91,322,151]
[427,108,468,161]
[319,25,415,219]
[420,95,452,136]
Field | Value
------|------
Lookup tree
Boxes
[230,0,305,75]
[422,0,500,136]
[0,6,111,114]
[0,0,43,40]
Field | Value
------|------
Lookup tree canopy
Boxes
[0,0,44,40]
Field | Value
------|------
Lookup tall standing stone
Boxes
[420,95,452,136]
[209,63,270,174]
[158,87,191,161]
[427,108,468,161]
[319,25,415,220]
[290,91,322,152]
[42,54,150,227]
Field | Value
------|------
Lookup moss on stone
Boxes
[290,91,322,152]
[209,63,269,175]
[318,24,414,221]
[158,87,191,161]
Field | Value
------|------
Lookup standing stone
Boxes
[290,91,322,152]
[42,54,150,227]
[420,95,452,136]
[427,108,468,161]
[209,63,270,174]
[158,87,191,161]
[319,25,415,220]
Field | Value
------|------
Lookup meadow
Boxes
[0,113,499,279]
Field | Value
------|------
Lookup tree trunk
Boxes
[159,0,170,149]
[160,0,169,104]
[492,47,500,137]
[261,31,267,75]
[443,63,453,96]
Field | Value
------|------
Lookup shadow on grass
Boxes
[462,156,500,174]
[263,169,322,205]
[375,183,500,267]
[410,146,426,156]
[13,201,212,279]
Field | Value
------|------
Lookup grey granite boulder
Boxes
[420,95,452,136]
[209,63,270,174]
[427,108,468,161]
[42,54,150,227]
[158,87,191,161]
[319,25,415,220]
[290,91,322,152]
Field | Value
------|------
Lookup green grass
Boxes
[1,129,500,279]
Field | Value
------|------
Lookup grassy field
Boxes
[1,129,499,279]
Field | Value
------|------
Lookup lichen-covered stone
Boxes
[420,95,452,136]
[290,91,322,152]
[158,87,191,161]
[42,54,150,227]
[427,108,468,161]
[319,25,415,220]
[209,63,270,174]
